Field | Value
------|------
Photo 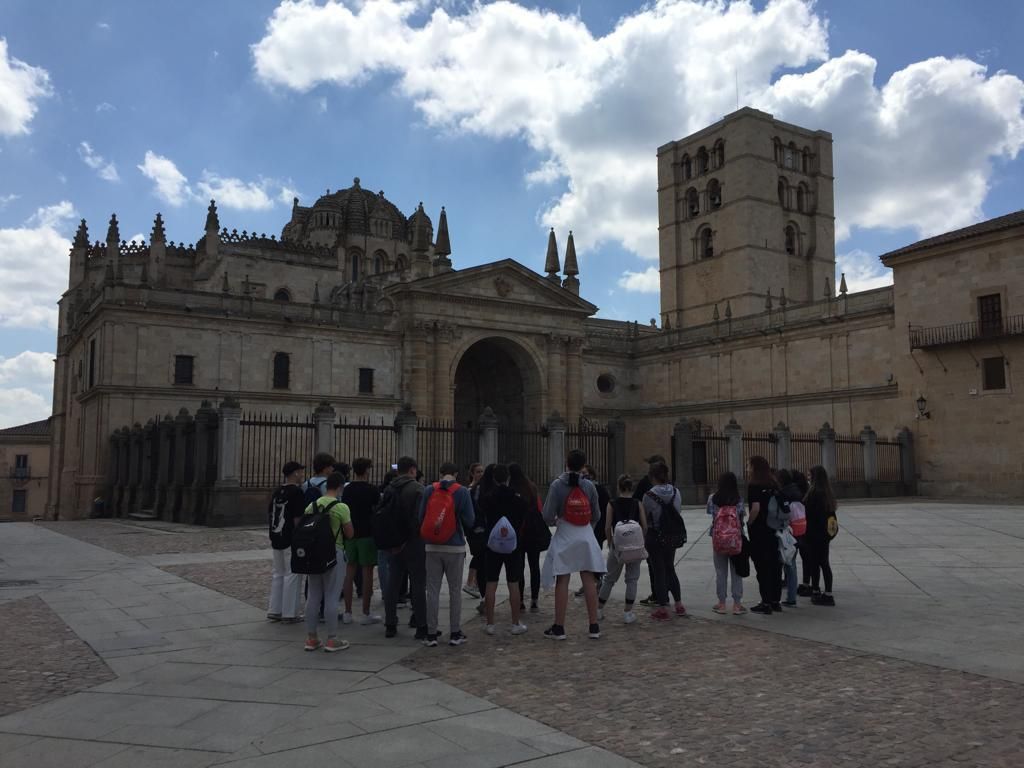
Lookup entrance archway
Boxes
[452,337,542,431]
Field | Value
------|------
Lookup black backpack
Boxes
[372,485,410,551]
[646,488,687,549]
[290,500,342,575]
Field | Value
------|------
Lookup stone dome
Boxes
[283,178,408,243]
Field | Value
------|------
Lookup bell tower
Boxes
[657,108,835,328]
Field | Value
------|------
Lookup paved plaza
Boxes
[0,500,1022,767]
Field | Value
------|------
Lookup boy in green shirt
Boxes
[303,472,354,652]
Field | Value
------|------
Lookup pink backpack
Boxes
[711,504,742,556]
[787,500,807,537]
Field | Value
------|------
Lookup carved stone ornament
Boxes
[494,277,513,298]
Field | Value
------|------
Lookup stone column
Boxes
[405,322,430,415]
[478,407,499,467]
[208,396,242,527]
[314,402,336,457]
[395,404,418,460]
[819,422,837,479]
[155,414,174,519]
[103,433,117,518]
[724,418,744,476]
[773,421,792,472]
[565,337,583,423]
[546,411,567,482]
[128,423,143,514]
[546,334,566,423]
[191,400,216,525]
[172,408,190,522]
[860,425,878,488]
[114,428,128,517]
[898,427,916,493]
[672,419,695,502]
[137,420,158,514]
[433,325,452,420]
[608,417,626,483]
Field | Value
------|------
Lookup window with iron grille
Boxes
[978,294,1002,337]
[174,355,194,385]
[358,368,374,394]
[12,490,26,515]
[273,353,290,390]
[982,356,1006,391]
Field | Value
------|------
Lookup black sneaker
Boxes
[544,624,566,641]
[574,586,585,597]
[408,615,418,628]
[797,584,813,597]
[448,631,467,646]
[529,602,539,614]
[414,626,428,641]
[476,601,486,615]
[422,633,438,647]
[783,600,797,607]
[770,602,783,612]
[384,625,397,638]
[749,603,772,614]
[639,595,656,607]
[820,594,836,606]
[588,623,601,640]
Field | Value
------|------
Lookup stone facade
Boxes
[0,420,50,521]
[43,108,1023,519]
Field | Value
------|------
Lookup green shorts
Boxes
[343,537,378,567]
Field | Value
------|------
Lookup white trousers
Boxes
[268,547,302,618]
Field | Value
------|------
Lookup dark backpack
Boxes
[646,488,687,548]
[765,491,791,532]
[290,500,342,575]
[303,477,326,507]
[372,485,410,551]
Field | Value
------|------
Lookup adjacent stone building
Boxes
[43,107,1023,518]
[0,419,51,520]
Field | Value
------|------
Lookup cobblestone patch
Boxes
[0,596,115,717]
[161,559,270,609]
[406,599,1024,768]
[37,520,266,557]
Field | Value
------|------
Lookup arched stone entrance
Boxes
[452,337,543,430]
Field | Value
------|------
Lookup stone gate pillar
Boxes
[773,422,792,472]
[860,425,878,489]
[608,417,626,484]
[546,411,567,482]
[672,419,695,503]
[565,337,583,423]
[819,422,837,479]
[137,420,158,515]
[191,400,217,524]
[724,418,743,476]
[128,423,143,514]
[208,396,242,527]
[898,427,916,494]
[172,408,191,521]
[545,335,566,426]
[395,404,417,460]
[314,402,336,457]
[155,414,174,519]
[478,407,498,467]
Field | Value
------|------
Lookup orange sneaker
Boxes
[303,637,322,652]
[712,603,727,614]
[323,637,350,653]
[650,607,671,622]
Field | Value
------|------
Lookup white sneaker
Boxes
[340,612,353,625]
[510,622,528,635]
[485,624,496,636]
[360,613,382,625]
[598,609,605,621]
[623,611,637,624]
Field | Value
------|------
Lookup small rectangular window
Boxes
[982,356,1007,391]
[88,338,97,388]
[12,490,26,515]
[273,353,290,390]
[358,368,374,394]
[15,454,28,469]
[174,355,194,385]
[978,294,1002,337]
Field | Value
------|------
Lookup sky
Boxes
[0,0,1022,427]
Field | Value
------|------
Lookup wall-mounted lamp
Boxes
[916,395,930,420]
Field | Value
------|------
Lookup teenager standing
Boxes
[747,455,782,614]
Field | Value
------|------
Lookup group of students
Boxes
[265,447,839,652]
[708,456,839,616]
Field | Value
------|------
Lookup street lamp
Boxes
[916,395,930,420]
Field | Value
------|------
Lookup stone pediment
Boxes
[392,259,597,315]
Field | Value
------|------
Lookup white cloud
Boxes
[95,101,116,112]
[196,173,274,210]
[127,232,146,244]
[0,201,77,330]
[0,387,51,428]
[0,193,18,208]
[78,141,120,182]
[0,350,54,388]
[617,266,660,293]
[279,185,300,206]
[138,150,192,206]
[317,96,327,113]
[251,0,1024,265]
[0,37,53,136]
[836,248,893,292]
[96,22,111,30]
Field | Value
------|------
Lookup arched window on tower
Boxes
[802,147,811,173]
[351,254,360,282]
[713,140,725,168]
[773,137,782,164]
[699,226,714,259]
[273,288,291,302]
[707,179,722,210]
[796,184,806,213]
[778,178,788,209]
[395,254,408,273]
[697,147,709,174]
[784,225,797,256]
[273,352,290,390]
[785,142,796,169]
[373,249,387,275]
[686,187,699,218]
[681,154,692,180]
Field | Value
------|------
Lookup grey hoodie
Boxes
[642,483,681,529]
[542,472,600,528]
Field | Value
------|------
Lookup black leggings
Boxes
[752,536,782,604]
[806,539,833,593]
[517,548,542,602]
[648,541,680,607]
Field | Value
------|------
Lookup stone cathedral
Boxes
[45,108,1024,518]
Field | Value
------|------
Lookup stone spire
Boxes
[106,213,120,244]
[205,200,219,232]
[765,287,773,311]
[106,214,121,282]
[434,206,451,257]
[204,200,220,259]
[73,219,89,248]
[411,203,431,253]
[562,230,579,295]
[151,213,165,243]
[839,272,848,295]
[544,228,560,282]
[824,276,832,299]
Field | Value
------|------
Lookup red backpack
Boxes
[711,504,743,556]
[563,485,592,526]
[420,482,461,544]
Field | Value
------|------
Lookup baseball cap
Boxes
[643,454,666,464]
[281,461,305,476]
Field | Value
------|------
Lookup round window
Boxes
[596,374,615,394]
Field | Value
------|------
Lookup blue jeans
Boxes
[784,560,797,602]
